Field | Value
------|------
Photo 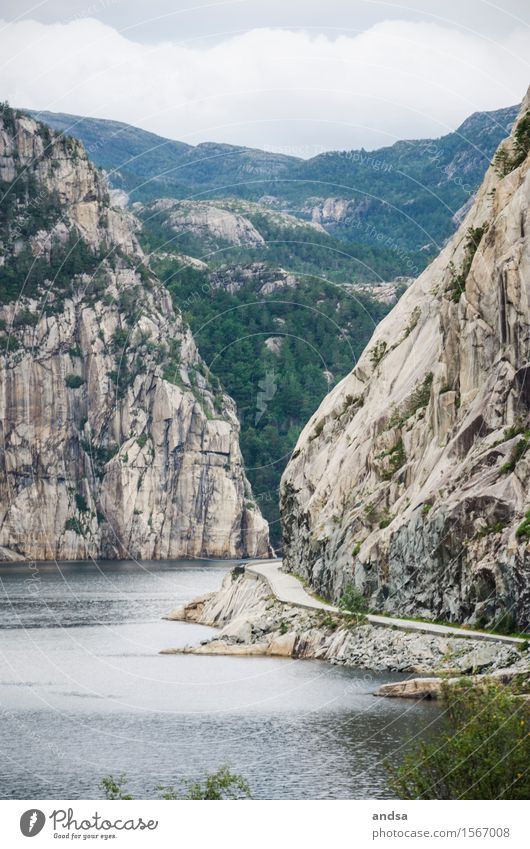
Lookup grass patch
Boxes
[374,609,528,640]
[516,510,530,542]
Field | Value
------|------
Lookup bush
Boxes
[516,510,530,541]
[99,774,133,800]
[491,611,517,635]
[65,374,85,389]
[381,439,406,480]
[500,433,529,473]
[494,111,530,176]
[75,493,89,513]
[339,582,366,614]
[388,681,530,799]
[100,766,251,800]
[64,517,81,534]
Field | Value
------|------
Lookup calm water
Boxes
[0,560,440,799]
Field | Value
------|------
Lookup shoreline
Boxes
[161,565,530,697]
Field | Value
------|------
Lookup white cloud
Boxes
[0,17,528,152]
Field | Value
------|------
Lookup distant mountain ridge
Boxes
[27,104,518,254]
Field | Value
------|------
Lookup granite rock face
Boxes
[135,198,266,248]
[0,109,270,560]
[281,91,530,629]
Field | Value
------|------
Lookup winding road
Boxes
[245,559,526,646]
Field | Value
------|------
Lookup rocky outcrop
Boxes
[375,668,524,699]
[163,570,526,674]
[0,107,270,560]
[307,196,367,228]
[280,91,530,629]
[136,199,266,248]
[135,198,326,259]
[208,262,299,296]
[343,278,413,305]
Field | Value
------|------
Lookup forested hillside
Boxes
[29,104,517,262]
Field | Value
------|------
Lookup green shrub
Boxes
[381,439,406,480]
[64,517,81,534]
[493,111,530,176]
[475,520,507,539]
[75,493,89,513]
[500,432,529,473]
[99,774,133,800]
[339,582,366,614]
[516,510,530,542]
[80,440,118,472]
[379,508,394,529]
[65,374,85,389]
[112,327,129,351]
[0,101,19,136]
[100,766,251,800]
[13,309,38,327]
[491,611,517,635]
[388,681,530,799]
[162,338,182,384]
[504,420,527,440]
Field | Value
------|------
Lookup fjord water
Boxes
[0,560,439,799]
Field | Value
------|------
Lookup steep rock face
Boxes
[0,107,270,560]
[281,93,530,629]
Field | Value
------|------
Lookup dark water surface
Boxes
[0,559,440,799]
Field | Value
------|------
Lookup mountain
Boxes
[25,109,296,201]
[133,189,405,552]
[280,92,530,630]
[292,105,519,252]
[149,254,392,547]
[136,196,420,282]
[27,105,518,263]
[0,104,270,561]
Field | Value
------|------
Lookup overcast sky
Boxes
[1,1,529,153]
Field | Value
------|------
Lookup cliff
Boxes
[0,106,270,560]
[281,91,530,629]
